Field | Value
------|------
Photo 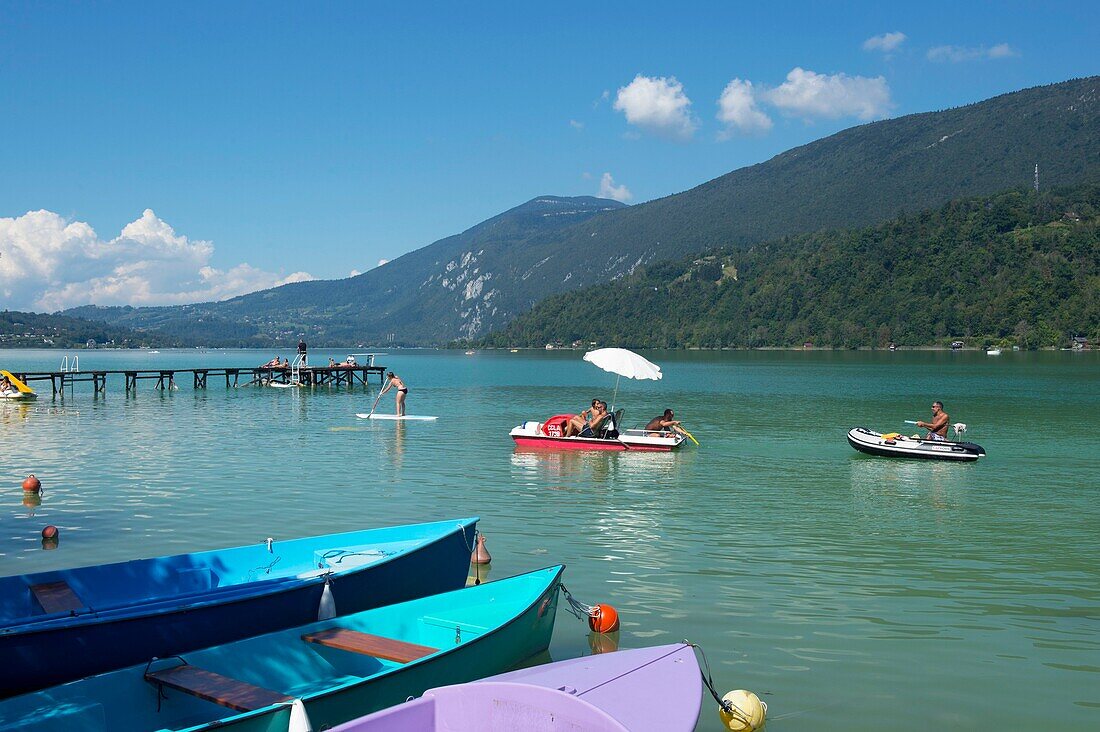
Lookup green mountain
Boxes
[477,185,1100,349]
[0,310,183,349]
[67,76,1099,345]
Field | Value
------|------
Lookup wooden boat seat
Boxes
[144,664,293,712]
[301,628,437,663]
[30,581,85,614]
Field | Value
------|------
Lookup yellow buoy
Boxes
[719,689,767,731]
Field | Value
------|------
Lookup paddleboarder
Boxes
[377,371,409,416]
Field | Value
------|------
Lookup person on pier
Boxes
[378,371,408,416]
[297,338,308,366]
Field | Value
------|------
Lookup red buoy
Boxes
[471,535,492,565]
[588,603,620,633]
[41,525,58,540]
[22,474,41,493]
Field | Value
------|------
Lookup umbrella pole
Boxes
[611,374,620,411]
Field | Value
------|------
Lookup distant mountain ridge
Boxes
[67,76,1100,345]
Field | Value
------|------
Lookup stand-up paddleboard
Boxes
[356,413,438,421]
[268,381,300,389]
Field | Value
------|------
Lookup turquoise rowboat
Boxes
[0,518,478,696]
[0,565,564,731]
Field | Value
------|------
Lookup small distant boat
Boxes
[464,350,476,355]
[335,643,703,731]
[0,370,37,401]
[986,348,1002,356]
[0,518,478,696]
[509,348,519,353]
[0,566,563,732]
[847,427,985,462]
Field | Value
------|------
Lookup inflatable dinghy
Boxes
[847,427,985,462]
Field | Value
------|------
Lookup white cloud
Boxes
[613,74,697,140]
[598,173,633,203]
[716,78,773,137]
[0,208,314,311]
[863,32,907,53]
[766,67,892,121]
[927,43,1019,62]
[987,43,1018,59]
[349,269,362,277]
[376,258,390,268]
[569,119,584,129]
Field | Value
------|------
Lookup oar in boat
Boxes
[678,426,700,446]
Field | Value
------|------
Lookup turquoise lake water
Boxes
[1,348,1097,730]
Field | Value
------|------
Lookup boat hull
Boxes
[0,566,563,732]
[847,427,985,462]
[0,518,478,696]
[510,424,684,452]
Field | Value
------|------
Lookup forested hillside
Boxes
[0,311,183,349]
[477,186,1100,349]
[66,77,1100,345]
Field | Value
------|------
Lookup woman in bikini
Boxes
[378,371,409,416]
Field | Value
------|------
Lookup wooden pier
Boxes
[11,364,387,396]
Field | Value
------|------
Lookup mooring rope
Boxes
[559,583,596,621]
[684,640,763,726]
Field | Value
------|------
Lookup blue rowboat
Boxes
[0,517,478,696]
[333,643,703,731]
[0,565,564,732]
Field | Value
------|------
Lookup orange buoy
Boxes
[41,525,58,540]
[22,474,41,493]
[471,534,491,565]
[588,603,620,633]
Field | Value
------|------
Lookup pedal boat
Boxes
[510,415,685,452]
[847,427,986,462]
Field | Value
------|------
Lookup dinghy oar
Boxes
[903,420,919,425]
[680,427,700,446]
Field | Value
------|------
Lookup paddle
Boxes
[679,426,700,446]
[367,391,383,417]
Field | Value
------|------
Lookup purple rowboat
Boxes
[330,642,702,731]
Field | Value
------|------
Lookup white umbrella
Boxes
[582,348,662,410]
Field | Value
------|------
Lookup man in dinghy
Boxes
[914,401,949,440]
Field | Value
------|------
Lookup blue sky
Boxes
[0,1,1096,311]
